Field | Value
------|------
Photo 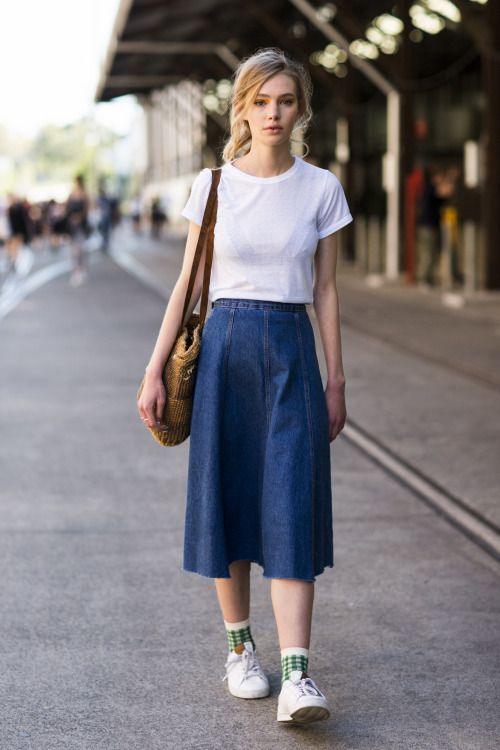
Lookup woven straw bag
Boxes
[137,167,221,446]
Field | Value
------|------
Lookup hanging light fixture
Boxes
[374,13,404,36]
[410,4,446,33]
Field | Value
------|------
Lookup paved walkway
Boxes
[0,235,499,749]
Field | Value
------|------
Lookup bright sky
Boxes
[0,0,139,137]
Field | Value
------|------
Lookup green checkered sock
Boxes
[224,617,256,652]
[281,646,309,684]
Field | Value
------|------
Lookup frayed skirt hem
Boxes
[181,559,334,583]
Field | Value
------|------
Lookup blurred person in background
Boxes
[6,193,31,271]
[109,192,121,228]
[436,165,463,287]
[0,198,9,279]
[28,203,44,251]
[150,196,167,239]
[65,174,90,286]
[130,195,142,235]
[0,198,8,240]
[416,165,445,288]
[47,199,67,252]
[97,179,113,254]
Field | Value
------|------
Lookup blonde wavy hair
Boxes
[221,47,313,163]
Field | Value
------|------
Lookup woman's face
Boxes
[243,72,300,148]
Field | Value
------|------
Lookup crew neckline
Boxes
[225,155,299,183]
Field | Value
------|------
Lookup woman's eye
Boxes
[255,100,294,106]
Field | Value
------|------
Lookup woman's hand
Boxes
[137,371,166,430]
[325,383,346,442]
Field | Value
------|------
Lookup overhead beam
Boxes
[116,40,240,71]
[103,76,182,89]
[97,40,240,101]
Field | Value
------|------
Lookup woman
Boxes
[137,47,353,725]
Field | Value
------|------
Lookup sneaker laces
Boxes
[222,644,263,685]
[293,674,323,698]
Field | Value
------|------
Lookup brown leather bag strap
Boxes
[179,167,221,335]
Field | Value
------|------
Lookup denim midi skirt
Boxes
[183,298,334,582]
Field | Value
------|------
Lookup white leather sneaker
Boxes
[222,641,270,699]
[277,670,330,723]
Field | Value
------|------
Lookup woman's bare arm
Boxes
[313,232,346,388]
[312,232,346,440]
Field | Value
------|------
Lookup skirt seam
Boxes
[264,310,271,432]
[261,310,271,567]
[220,307,236,573]
[295,312,316,577]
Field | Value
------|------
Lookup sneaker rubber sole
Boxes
[277,704,330,723]
[227,683,270,699]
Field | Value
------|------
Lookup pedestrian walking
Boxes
[65,174,90,286]
[6,194,31,271]
[130,195,142,235]
[150,196,166,238]
[97,179,113,254]
[416,165,444,288]
[137,47,353,725]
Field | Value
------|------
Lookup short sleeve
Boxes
[180,168,213,225]
[317,170,353,239]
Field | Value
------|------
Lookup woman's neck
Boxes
[233,148,294,178]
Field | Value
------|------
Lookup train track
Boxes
[341,315,500,394]
[343,417,500,563]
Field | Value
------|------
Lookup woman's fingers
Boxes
[154,383,166,423]
[155,396,165,423]
[138,397,157,427]
[329,417,343,441]
[138,386,166,428]
[331,415,346,441]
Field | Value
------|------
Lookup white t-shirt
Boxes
[180,154,353,304]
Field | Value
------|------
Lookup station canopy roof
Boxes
[96,0,483,103]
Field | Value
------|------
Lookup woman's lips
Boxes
[265,127,282,132]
